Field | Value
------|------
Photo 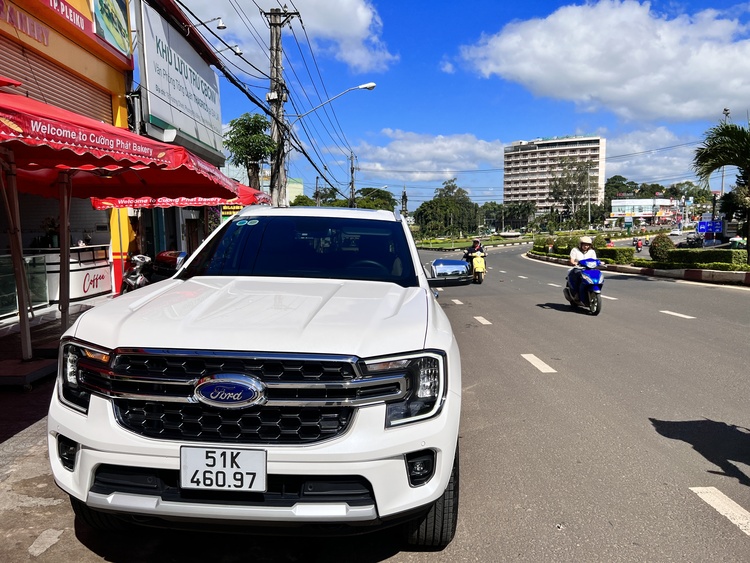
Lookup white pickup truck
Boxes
[48,206,462,549]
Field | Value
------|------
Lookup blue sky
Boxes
[181,0,750,208]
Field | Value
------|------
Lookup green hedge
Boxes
[598,247,635,263]
[667,248,748,266]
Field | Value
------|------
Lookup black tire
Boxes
[588,291,602,315]
[404,446,459,550]
[119,282,130,295]
[70,497,130,531]
[476,271,484,284]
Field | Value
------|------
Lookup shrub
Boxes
[593,234,607,249]
[649,233,674,262]
[554,235,575,255]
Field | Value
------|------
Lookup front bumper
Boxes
[48,387,460,525]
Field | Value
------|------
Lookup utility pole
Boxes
[314,176,320,207]
[401,186,408,217]
[349,151,357,208]
[586,163,591,228]
[264,7,298,207]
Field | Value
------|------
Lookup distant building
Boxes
[503,136,606,215]
[610,198,678,226]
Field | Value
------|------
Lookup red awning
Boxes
[0,91,238,199]
[90,183,270,210]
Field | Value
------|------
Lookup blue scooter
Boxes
[563,258,605,315]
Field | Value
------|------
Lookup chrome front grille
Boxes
[79,349,407,444]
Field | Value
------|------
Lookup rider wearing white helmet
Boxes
[569,236,596,266]
[568,236,597,292]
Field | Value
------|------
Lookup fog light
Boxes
[405,450,435,487]
[57,435,78,471]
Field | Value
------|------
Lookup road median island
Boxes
[526,251,750,287]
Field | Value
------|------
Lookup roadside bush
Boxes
[598,247,634,264]
[553,235,575,255]
[648,233,674,262]
[593,234,607,249]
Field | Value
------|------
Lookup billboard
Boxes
[136,1,223,164]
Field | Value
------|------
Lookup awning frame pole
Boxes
[0,148,33,359]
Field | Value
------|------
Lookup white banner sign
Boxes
[139,2,222,154]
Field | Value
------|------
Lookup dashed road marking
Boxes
[602,295,618,300]
[521,354,557,373]
[690,487,750,537]
[518,275,528,279]
[548,283,562,287]
[660,310,695,319]
[474,316,492,325]
[452,299,463,305]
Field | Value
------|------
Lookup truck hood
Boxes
[70,277,433,358]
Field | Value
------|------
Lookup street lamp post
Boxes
[270,82,375,207]
[287,83,376,128]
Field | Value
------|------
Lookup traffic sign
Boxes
[697,220,723,233]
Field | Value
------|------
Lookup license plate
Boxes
[180,447,267,491]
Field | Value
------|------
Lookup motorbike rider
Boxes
[636,238,643,251]
[568,236,597,294]
[463,238,486,274]
[464,238,485,260]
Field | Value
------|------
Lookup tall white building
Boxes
[503,136,606,215]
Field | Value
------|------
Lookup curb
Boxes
[417,241,533,252]
[527,253,750,287]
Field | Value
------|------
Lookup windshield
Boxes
[180,214,419,287]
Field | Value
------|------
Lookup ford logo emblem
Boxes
[194,374,267,409]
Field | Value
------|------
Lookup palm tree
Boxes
[693,122,750,188]
[693,121,750,261]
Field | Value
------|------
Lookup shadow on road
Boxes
[649,417,750,486]
[537,302,588,313]
[0,374,55,443]
[74,519,414,562]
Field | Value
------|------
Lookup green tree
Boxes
[356,187,399,210]
[223,113,276,190]
[550,158,597,228]
[290,194,316,206]
[413,178,478,236]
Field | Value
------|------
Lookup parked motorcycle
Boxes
[563,258,605,315]
[120,254,153,294]
[464,251,487,284]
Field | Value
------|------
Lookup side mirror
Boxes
[176,251,188,269]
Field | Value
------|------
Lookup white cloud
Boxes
[356,129,505,182]
[605,127,700,185]
[184,0,397,74]
[459,0,750,121]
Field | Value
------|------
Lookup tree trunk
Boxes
[246,163,261,190]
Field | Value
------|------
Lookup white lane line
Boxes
[521,354,557,373]
[452,299,463,305]
[474,316,492,325]
[498,270,507,273]
[518,275,528,279]
[661,310,696,319]
[602,295,618,300]
[548,283,562,287]
[690,487,750,537]
[437,288,444,291]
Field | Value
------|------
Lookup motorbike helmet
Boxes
[579,236,593,245]
[473,238,480,243]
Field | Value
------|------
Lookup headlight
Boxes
[363,352,446,427]
[58,340,112,413]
